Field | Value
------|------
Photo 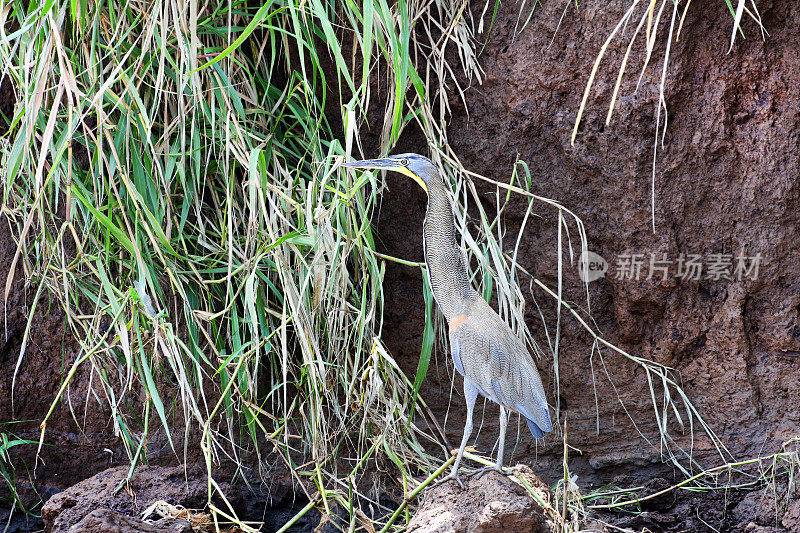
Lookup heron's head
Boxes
[341,153,438,193]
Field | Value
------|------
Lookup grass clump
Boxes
[0,0,491,528]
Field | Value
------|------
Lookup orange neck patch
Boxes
[449,314,468,332]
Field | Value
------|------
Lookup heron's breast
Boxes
[448,314,468,332]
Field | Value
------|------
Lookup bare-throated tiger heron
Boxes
[342,153,552,488]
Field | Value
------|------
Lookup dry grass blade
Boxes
[572,0,766,229]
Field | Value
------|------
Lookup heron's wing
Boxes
[449,306,552,436]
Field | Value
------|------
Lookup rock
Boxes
[69,509,191,532]
[732,486,788,528]
[407,465,557,533]
[740,522,784,533]
[639,477,676,511]
[782,498,800,531]
[578,519,607,532]
[41,465,242,533]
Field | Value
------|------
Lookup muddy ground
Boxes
[2,0,800,531]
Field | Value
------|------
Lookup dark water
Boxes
[0,504,43,533]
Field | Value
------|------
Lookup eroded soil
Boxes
[376,0,800,485]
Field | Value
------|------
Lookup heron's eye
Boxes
[400,158,409,166]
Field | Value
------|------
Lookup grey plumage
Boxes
[449,301,552,437]
[342,153,552,487]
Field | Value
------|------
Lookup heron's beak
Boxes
[341,158,399,170]
[341,158,428,193]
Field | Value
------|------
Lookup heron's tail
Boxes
[526,417,548,439]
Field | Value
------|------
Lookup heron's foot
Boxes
[433,469,466,490]
[466,464,506,479]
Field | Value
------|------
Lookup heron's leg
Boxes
[468,405,508,478]
[435,380,478,489]
[495,405,508,470]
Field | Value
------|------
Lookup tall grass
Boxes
[0,0,499,527]
[0,0,424,521]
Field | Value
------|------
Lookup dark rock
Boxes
[41,465,242,533]
[732,486,787,527]
[782,498,800,531]
[640,477,676,511]
[738,521,785,533]
[407,465,557,532]
[70,508,191,532]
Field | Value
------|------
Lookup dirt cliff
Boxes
[375,0,800,484]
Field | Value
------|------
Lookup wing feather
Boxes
[449,304,552,436]
[451,337,465,375]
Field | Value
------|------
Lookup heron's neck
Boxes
[422,181,480,321]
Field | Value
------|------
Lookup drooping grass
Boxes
[570,0,766,230]
[0,0,455,526]
[0,0,511,527]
